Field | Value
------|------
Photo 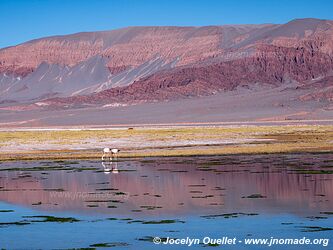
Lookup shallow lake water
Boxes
[0,153,332,249]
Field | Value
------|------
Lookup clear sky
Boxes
[1,0,333,48]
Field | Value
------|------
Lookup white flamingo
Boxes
[102,148,120,160]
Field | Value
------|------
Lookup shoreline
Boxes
[0,148,332,162]
[0,124,332,162]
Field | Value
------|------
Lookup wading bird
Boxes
[102,148,120,160]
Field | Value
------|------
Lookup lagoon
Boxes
[0,153,332,249]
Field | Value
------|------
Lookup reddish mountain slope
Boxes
[46,43,333,106]
[0,18,333,106]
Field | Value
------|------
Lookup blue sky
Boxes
[1,0,333,48]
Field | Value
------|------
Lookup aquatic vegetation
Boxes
[298,226,333,232]
[95,188,118,191]
[141,219,185,224]
[85,200,123,203]
[242,194,267,199]
[320,212,333,215]
[90,242,129,247]
[87,205,99,208]
[191,195,215,199]
[0,221,31,227]
[114,192,127,195]
[31,202,42,206]
[0,210,14,213]
[139,205,162,210]
[128,220,185,224]
[294,170,333,174]
[306,216,328,220]
[106,218,118,221]
[136,236,168,242]
[201,213,258,219]
[205,243,220,247]
[23,215,80,223]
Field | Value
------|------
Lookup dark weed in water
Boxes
[209,203,223,206]
[306,216,328,220]
[0,221,31,227]
[31,202,42,206]
[114,192,127,195]
[140,205,162,210]
[67,248,96,250]
[298,226,333,232]
[320,212,333,215]
[106,218,118,221]
[205,243,220,247]
[90,242,130,248]
[87,205,99,208]
[201,213,258,219]
[190,191,203,193]
[129,219,185,224]
[191,195,214,199]
[136,236,168,242]
[23,215,80,223]
[95,188,118,191]
[242,194,267,199]
[85,200,124,203]
[294,170,333,174]
[120,218,133,221]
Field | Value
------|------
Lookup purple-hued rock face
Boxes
[0,18,333,112]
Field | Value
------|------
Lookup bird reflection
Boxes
[101,160,119,174]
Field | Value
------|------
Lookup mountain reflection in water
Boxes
[0,153,332,217]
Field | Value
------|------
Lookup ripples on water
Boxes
[0,153,332,249]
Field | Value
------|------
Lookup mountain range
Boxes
[0,18,332,126]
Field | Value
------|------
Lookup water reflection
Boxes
[101,160,119,174]
[0,154,332,216]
